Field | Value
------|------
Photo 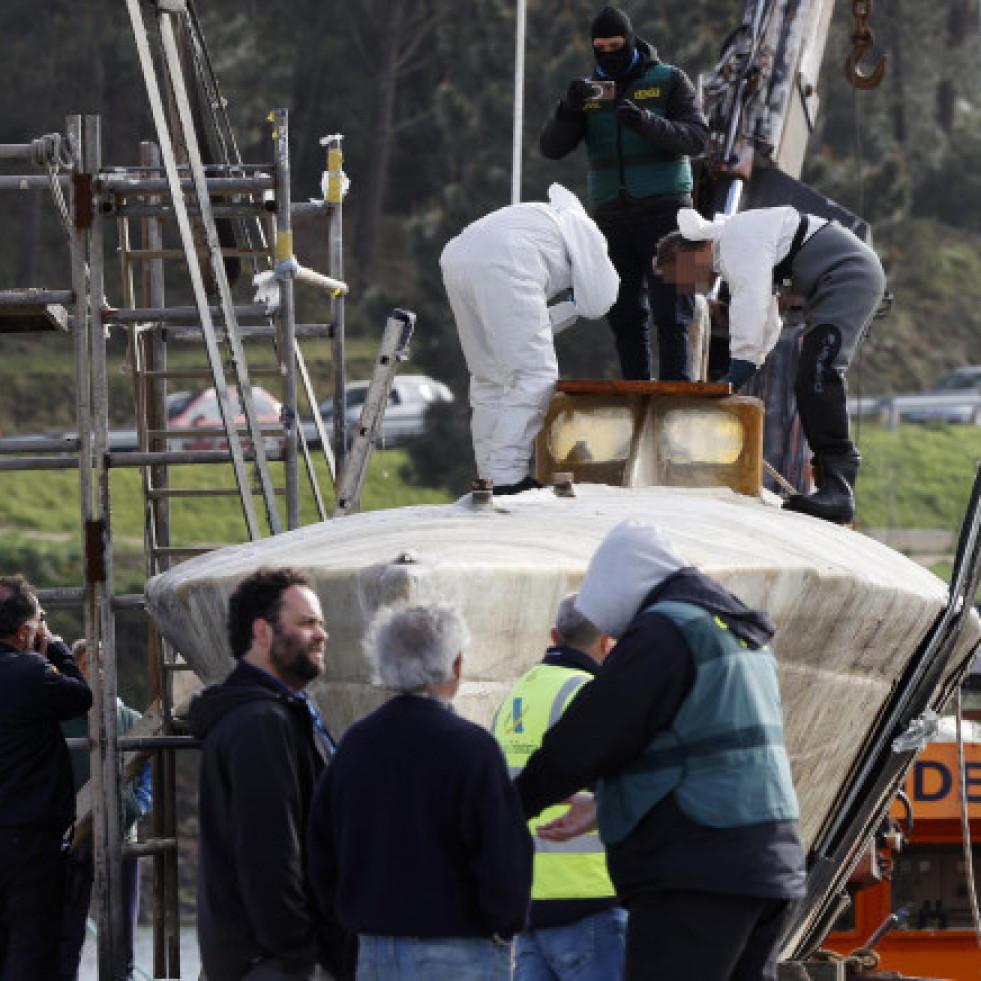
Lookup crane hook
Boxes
[845,0,887,92]
[845,33,887,89]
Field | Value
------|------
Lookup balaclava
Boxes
[591,6,637,79]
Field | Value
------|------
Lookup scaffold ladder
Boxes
[124,0,281,538]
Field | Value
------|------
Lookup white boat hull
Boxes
[145,484,980,852]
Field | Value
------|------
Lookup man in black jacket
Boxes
[540,6,709,381]
[0,574,92,981]
[189,567,344,981]
[516,522,805,981]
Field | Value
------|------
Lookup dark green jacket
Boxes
[597,599,799,845]
[540,39,708,207]
[584,62,692,203]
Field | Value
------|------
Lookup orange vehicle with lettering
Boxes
[823,727,981,980]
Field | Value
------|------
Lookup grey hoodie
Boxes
[576,520,687,639]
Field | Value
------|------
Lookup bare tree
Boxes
[346,0,444,285]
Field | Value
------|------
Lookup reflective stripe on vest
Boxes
[597,600,799,846]
[583,62,693,204]
[493,663,616,901]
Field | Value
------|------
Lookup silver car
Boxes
[304,374,454,448]
[901,366,981,424]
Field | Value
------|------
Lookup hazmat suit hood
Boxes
[575,520,687,639]
[677,207,730,242]
[544,183,619,321]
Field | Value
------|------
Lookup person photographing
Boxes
[0,575,92,980]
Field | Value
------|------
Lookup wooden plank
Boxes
[0,304,70,332]
[557,379,731,397]
[72,671,202,845]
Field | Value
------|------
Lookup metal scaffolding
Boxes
[0,109,339,977]
[0,0,421,973]
[0,54,413,981]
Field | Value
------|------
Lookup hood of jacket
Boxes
[575,520,687,639]
[641,567,775,648]
[634,37,658,70]
[576,520,775,646]
[188,661,293,740]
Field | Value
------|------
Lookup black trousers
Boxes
[624,889,790,981]
[795,325,854,460]
[599,212,694,382]
[0,827,66,981]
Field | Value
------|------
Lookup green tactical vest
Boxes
[584,62,693,205]
[597,600,799,846]
[493,663,616,902]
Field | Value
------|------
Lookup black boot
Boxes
[493,475,544,496]
[784,451,859,524]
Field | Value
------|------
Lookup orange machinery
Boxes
[824,739,981,979]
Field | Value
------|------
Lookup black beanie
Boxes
[591,7,634,42]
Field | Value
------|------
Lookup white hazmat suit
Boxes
[440,184,619,487]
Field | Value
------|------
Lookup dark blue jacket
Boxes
[307,694,533,939]
[0,638,92,833]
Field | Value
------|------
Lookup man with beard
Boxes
[190,568,351,981]
[540,6,708,382]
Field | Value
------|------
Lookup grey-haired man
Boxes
[307,603,533,981]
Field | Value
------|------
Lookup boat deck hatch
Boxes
[535,380,764,495]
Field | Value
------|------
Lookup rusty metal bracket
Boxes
[84,518,107,583]
[73,173,93,230]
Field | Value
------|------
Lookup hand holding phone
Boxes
[588,80,616,102]
[33,612,50,656]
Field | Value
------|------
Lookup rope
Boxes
[31,133,74,170]
[763,459,798,496]
[31,133,75,243]
[955,687,981,949]
[851,83,867,452]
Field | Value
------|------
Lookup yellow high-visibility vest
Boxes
[492,663,616,901]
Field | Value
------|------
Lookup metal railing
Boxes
[849,392,981,430]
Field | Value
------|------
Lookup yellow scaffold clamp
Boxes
[319,133,349,204]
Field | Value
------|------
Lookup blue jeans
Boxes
[357,935,511,981]
[514,907,627,981]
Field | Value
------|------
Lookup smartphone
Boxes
[588,80,616,102]
[33,611,47,652]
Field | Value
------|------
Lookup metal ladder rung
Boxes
[139,367,282,380]
[150,546,218,557]
[147,486,286,499]
[106,448,285,467]
[153,425,283,439]
[107,304,270,324]
[122,246,271,260]
[123,838,179,858]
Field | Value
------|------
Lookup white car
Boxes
[304,374,454,448]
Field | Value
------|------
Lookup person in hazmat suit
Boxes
[440,183,619,495]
